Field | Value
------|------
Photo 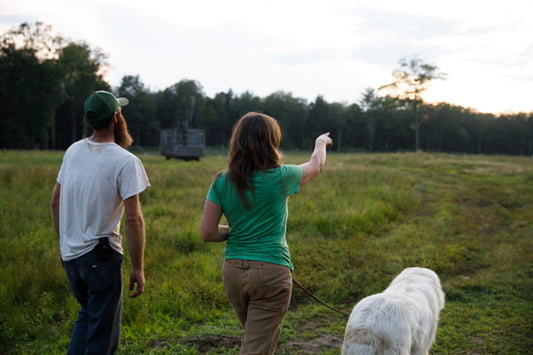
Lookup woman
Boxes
[200,112,332,354]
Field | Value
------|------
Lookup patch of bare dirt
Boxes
[182,333,343,354]
[166,319,345,353]
[182,334,241,352]
[283,333,343,353]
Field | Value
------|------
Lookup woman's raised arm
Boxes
[299,132,332,187]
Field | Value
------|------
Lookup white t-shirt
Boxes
[57,138,150,261]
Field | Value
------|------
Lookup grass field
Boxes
[0,149,532,354]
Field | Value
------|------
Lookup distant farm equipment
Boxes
[160,128,205,161]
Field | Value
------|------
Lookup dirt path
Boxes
[182,333,344,353]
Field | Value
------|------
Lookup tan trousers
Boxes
[222,259,293,355]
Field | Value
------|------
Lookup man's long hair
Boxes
[113,112,133,148]
[89,110,133,149]
[226,112,281,208]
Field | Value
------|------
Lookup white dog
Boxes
[341,267,445,355]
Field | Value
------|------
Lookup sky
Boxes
[1,0,532,114]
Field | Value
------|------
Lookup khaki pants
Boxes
[223,259,292,355]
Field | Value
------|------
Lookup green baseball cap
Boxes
[84,90,129,122]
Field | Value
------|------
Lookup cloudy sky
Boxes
[1,0,532,114]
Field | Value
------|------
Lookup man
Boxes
[51,90,150,354]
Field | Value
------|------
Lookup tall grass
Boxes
[0,150,531,354]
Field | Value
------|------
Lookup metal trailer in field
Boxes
[160,128,206,161]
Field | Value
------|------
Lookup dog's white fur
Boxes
[341,267,445,355]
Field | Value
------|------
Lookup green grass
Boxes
[0,150,532,354]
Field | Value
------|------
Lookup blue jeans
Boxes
[64,243,123,355]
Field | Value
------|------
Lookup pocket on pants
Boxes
[221,261,234,282]
[257,263,292,290]
[255,263,292,310]
[84,259,117,292]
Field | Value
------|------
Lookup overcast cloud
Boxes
[1,0,532,114]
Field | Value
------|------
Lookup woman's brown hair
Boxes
[225,112,281,208]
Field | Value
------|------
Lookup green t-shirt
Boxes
[206,165,302,270]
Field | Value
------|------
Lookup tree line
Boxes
[1,23,531,155]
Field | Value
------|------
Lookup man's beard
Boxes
[115,113,134,148]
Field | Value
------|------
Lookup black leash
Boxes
[292,277,350,317]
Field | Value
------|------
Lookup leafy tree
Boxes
[232,91,264,118]
[375,96,410,151]
[326,102,346,151]
[263,91,308,149]
[194,99,218,145]
[306,96,331,148]
[0,22,65,149]
[360,88,381,152]
[304,96,348,151]
[469,112,492,154]
[154,89,178,129]
[2,23,532,156]
[204,90,236,146]
[422,103,465,152]
[0,23,109,149]
[55,42,109,148]
[165,79,204,130]
[0,22,64,60]
[380,56,446,151]
[341,103,365,150]
[116,75,157,147]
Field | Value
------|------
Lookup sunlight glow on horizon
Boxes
[2,0,532,114]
